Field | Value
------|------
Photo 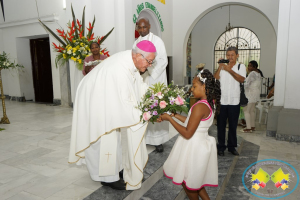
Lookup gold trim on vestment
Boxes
[68,120,143,164]
[125,122,149,188]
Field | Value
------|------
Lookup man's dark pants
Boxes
[217,104,240,151]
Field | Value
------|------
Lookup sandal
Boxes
[238,123,246,127]
[240,128,252,133]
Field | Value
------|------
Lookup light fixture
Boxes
[225,5,233,32]
[63,0,66,10]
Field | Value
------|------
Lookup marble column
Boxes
[59,61,72,107]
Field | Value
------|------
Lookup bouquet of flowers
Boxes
[137,81,189,123]
[84,59,103,67]
[39,4,113,70]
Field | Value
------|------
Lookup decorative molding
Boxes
[266,130,276,137]
[276,133,300,143]
[4,95,25,102]
[53,99,61,105]
[0,14,58,29]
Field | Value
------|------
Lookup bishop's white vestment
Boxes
[133,32,169,145]
[68,50,149,190]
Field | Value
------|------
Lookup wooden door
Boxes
[30,38,53,103]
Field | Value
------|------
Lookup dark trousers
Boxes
[217,104,240,151]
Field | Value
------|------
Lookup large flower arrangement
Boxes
[137,82,189,123]
[39,5,113,70]
[0,51,24,70]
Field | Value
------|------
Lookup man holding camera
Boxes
[214,47,246,156]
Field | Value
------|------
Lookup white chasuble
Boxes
[133,32,169,145]
[68,50,149,190]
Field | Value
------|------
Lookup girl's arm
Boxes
[161,103,210,139]
[172,113,187,123]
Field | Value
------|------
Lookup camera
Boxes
[218,59,229,64]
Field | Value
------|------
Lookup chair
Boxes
[256,96,274,124]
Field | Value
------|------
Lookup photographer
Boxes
[214,47,246,156]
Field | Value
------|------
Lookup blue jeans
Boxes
[217,104,240,151]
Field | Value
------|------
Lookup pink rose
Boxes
[175,96,184,105]
[143,111,152,121]
[159,101,168,109]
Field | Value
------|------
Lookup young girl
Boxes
[160,69,221,200]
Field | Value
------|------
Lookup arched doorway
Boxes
[214,27,261,71]
[135,9,162,39]
[184,4,276,84]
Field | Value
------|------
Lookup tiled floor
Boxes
[0,100,299,200]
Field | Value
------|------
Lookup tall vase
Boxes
[69,61,84,105]
[0,69,10,124]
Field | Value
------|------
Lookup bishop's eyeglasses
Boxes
[140,54,155,65]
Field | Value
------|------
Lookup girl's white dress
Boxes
[163,99,218,190]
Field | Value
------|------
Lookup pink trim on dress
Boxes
[163,170,218,190]
[190,100,213,121]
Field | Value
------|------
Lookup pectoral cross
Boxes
[105,152,112,162]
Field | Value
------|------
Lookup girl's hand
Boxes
[170,112,176,117]
[160,113,172,121]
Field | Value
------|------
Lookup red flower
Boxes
[88,33,95,41]
[77,19,82,30]
[87,22,93,32]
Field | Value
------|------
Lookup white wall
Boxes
[191,5,276,79]
[16,38,35,101]
[172,0,279,85]
[0,0,68,99]
[283,0,300,109]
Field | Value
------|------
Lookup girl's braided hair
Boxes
[197,69,221,115]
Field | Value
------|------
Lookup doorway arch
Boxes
[184,3,277,83]
[214,27,261,71]
[136,9,162,38]
[174,2,277,85]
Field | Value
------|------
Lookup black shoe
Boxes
[217,150,224,156]
[155,144,164,152]
[119,170,123,179]
[228,149,239,156]
[101,179,126,190]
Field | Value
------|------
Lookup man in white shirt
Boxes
[214,47,246,156]
[133,17,169,152]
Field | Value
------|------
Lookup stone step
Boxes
[83,135,178,200]
[84,125,246,200]
[140,125,244,200]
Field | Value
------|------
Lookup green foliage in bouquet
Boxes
[0,51,24,70]
[138,81,189,124]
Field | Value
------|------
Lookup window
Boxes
[214,27,260,71]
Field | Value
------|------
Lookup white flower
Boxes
[67,50,72,54]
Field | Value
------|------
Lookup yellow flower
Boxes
[80,43,84,47]
[67,46,72,51]
[82,36,85,39]
[72,48,77,53]
[76,45,80,50]
[71,57,77,62]
[73,40,76,43]
[78,59,82,64]
[63,54,67,59]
